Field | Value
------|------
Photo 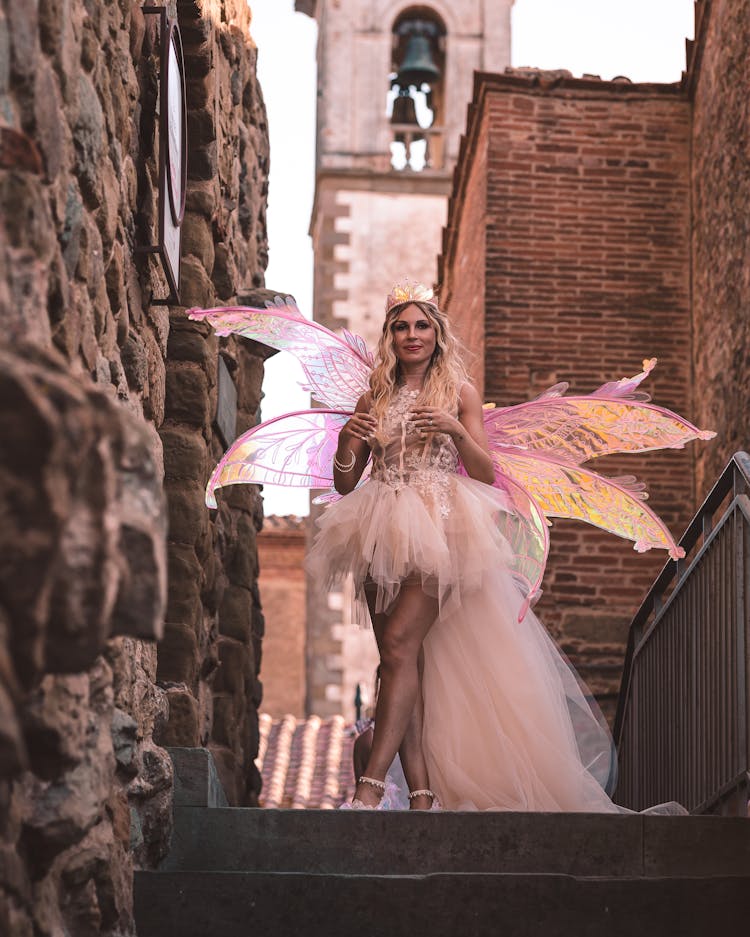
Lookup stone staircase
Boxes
[134,750,750,937]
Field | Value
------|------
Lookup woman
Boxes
[189,282,710,812]
[307,284,621,812]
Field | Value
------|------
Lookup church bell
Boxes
[391,88,419,126]
[396,32,440,88]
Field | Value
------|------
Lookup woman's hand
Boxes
[410,406,461,439]
[334,394,375,496]
[414,388,496,486]
[341,411,378,443]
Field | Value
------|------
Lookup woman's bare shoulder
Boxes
[458,381,482,412]
[355,391,373,413]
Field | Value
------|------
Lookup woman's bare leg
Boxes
[397,648,433,809]
[365,590,433,809]
[353,582,438,807]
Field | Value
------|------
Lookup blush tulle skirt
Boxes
[307,474,676,813]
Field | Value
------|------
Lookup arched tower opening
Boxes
[388,7,447,171]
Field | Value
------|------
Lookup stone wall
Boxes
[689,0,750,494]
[0,0,269,934]
[0,344,168,937]
[440,70,697,719]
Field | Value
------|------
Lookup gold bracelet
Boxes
[333,448,356,472]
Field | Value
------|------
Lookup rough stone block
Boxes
[0,343,170,680]
[20,714,115,879]
[178,254,216,309]
[73,73,105,207]
[213,637,250,696]
[38,0,65,57]
[33,62,66,181]
[188,141,218,181]
[0,171,55,260]
[6,0,39,81]
[224,514,258,588]
[212,242,237,300]
[184,180,217,218]
[221,481,259,514]
[166,319,216,371]
[143,328,167,427]
[218,584,252,644]
[181,211,215,273]
[156,622,199,686]
[165,544,203,631]
[165,364,210,427]
[121,331,148,393]
[165,481,208,546]
[111,525,167,642]
[0,676,27,779]
[22,674,89,780]
[111,707,138,777]
[156,689,201,749]
[160,426,208,482]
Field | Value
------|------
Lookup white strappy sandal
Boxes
[408,788,442,811]
[339,775,389,810]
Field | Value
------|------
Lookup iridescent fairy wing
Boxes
[203,409,368,508]
[187,297,373,411]
[484,359,715,464]
[491,448,685,559]
[456,461,549,620]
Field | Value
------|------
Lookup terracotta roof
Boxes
[256,713,356,809]
[261,514,308,531]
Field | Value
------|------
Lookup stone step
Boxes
[134,868,750,937]
[162,807,750,878]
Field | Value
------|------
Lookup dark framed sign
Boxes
[215,355,238,450]
[142,7,187,304]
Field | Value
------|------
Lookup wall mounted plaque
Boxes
[215,355,238,450]
[142,7,187,305]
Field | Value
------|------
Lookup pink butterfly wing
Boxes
[204,409,356,508]
[187,300,373,411]
[491,448,685,559]
[485,398,715,465]
[484,359,714,464]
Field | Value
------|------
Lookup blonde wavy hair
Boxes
[369,300,470,427]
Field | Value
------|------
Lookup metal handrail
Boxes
[613,451,750,814]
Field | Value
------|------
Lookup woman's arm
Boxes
[333,394,377,495]
[411,384,496,486]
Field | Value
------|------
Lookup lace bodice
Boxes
[370,386,459,518]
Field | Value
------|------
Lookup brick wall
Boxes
[441,70,697,718]
[690,0,750,495]
[257,518,307,718]
[440,109,488,394]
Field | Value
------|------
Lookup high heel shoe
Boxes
[408,788,442,811]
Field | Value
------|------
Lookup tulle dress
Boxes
[307,386,634,812]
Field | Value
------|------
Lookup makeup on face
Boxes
[391,304,437,362]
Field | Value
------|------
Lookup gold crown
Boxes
[385,278,438,314]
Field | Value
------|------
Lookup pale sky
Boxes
[248,0,695,517]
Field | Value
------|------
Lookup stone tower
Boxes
[296,0,515,346]
[293,1,514,719]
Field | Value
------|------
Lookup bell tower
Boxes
[296,0,515,347]
[295,0,514,719]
